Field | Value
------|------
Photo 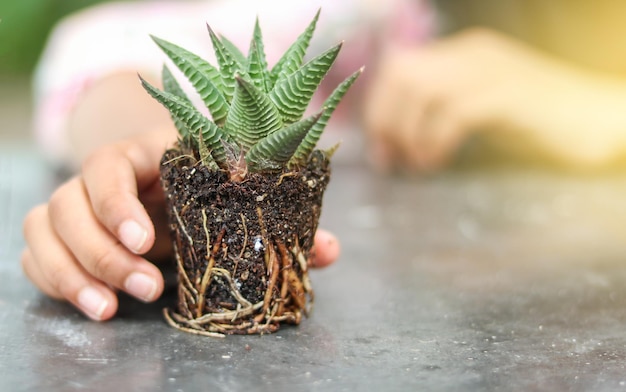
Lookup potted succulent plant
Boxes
[140,10,361,336]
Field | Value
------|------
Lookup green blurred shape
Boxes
[0,0,110,75]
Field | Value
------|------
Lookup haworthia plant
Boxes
[140,10,361,181]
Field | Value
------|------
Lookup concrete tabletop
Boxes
[3,145,626,391]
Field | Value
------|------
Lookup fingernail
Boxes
[119,220,147,254]
[77,287,108,320]
[314,231,340,268]
[124,272,157,302]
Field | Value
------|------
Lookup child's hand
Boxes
[364,28,626,172]
[21,129,340,321]
[22,129,172,321]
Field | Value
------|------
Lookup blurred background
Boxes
[2,0,626,168]
[0,0,110,145]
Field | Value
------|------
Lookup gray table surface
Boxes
[3,145,626,392]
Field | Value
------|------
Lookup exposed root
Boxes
[173,243,197,298]
[275,171,296,186]
[161,154,197,167]
[173,206,193,247]
[163,308,225,338]
[173,206,198,266]
[166,207,315,337]
[192,301,263,325]
[276,241,291,316]
[254,241,280,323]
[238,213,248,259]
[292,240,315,309]
[256,207,269,268]
[211,268,252,308]
[196,209,215,318]
[232,213,248,276]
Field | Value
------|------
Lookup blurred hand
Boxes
[364,27,626,172]
[22,129,340,321]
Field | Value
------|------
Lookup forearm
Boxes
[65,71,177,170]
[364,28,626,171]
[496,63,626,169]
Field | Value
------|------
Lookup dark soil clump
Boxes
[159,147,330,336]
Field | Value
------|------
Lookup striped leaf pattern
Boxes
[140,77,227,166]
[198,130,219,170]
[162,65,192,135]
[270,43,341,124]
[246,112,322,171]
[289,67,362,166]
[151,36,229,125]
[270,8,320,84]
[224,75,283,150]
[143,10,360,177]
[162,65,191,103]
[220,35,247,67]
[247,19,272,92]
[207,24,241,103]
[247,41,268,92]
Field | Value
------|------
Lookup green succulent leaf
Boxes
[270,8,320,84]
[162,65,192,135]
[289,67,362,166]
[207,24,241,103]
[219,35,247,67]
[139,76,227,166]
[247,18,272,92]
[224,74,283,151]
[162,65,191,103]
[151,35,229,125]
[198,130,219,170]
[270,42,341,124]
[324,142,341,159]
[246,111,322,172]
[144,11,361,177]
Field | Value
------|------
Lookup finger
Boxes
[81,129,174,255]
[310,229,341,268]
[48,178,164,303]
[420,113,466,171]
[420,98,489,170]
[21,248,63,300]
[368,88,425,172]
[23,204,118,320]
[363,61,405,171]
[395,94,428,171]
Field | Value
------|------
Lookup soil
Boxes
[159,147,331,336]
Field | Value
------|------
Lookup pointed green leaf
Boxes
[220,35,247,67]
[162,65,192,135]
[246,112,322,172]
[270,8,320,84]
[324,142,341,159]
[247,41,266,92]
[247,18,272,92]
[270,43,342,124]
[162,65,192,103]
[289,68,362,166]
[139,76,227,166]
[207,24,241,103]
[151,35,229,125]
[198,130,218,169]
[224,74,283,151]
